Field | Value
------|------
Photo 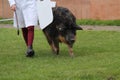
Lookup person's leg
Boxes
[27,26,34,47]
[22,28,28,46]
[26,26,35,57]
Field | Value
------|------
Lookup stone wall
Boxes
[0,0,120,20]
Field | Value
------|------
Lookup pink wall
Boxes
[0,0,13,18]
[0,0,120,20]
[56,0,120,20]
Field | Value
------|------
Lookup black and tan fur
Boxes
[43,7,82,57]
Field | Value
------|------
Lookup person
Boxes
[8,0,38,57]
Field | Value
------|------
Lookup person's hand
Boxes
[11,4,16,11]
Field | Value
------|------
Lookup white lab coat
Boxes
[8,0,38,28]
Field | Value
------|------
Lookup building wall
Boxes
[0,0,120,20]
[0,0,13,18]
[56,0,120,20]
[90,0,120,20]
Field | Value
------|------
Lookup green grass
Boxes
[0,18,120,26]
[0,28,120,80]
[76,19,120,26]
[0,18,13,24]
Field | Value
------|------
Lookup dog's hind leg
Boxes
[43,30,59,55]
[43,31,55,53]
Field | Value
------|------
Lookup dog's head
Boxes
[52,7,83,47]
[56,23,82,47]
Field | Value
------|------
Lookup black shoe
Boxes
[26,46,35,57]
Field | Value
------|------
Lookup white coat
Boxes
[8,0,38,28]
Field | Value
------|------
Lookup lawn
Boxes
[76,19,120,26]
[0,18,120,26]
[0,28,120,80]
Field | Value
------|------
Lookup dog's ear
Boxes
[72,23,83,30]
[75,25,83,30]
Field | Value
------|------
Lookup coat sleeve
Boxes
[8,0,15,7]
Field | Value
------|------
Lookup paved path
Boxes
[82,25,120,31]
[0,24,13,28]
[0,24,120,31]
